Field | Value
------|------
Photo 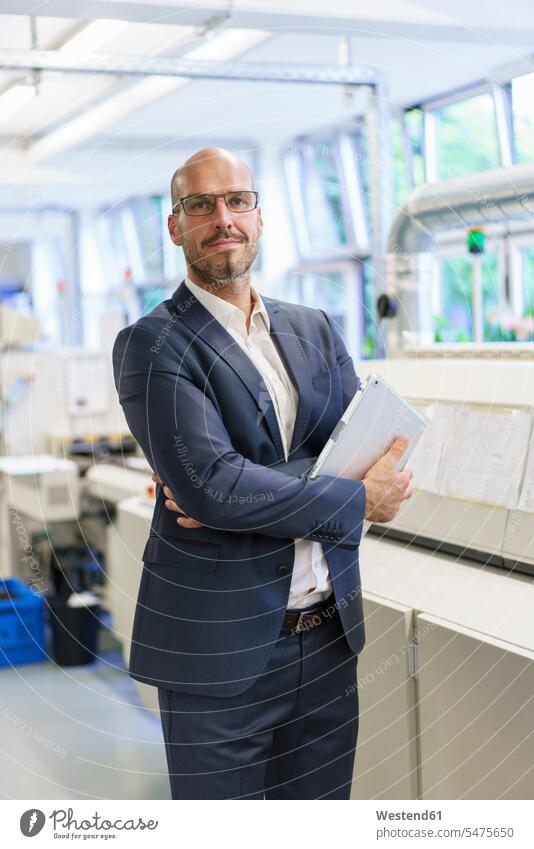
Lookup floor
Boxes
[0,644,170,800]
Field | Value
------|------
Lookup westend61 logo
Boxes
[20,807,159,838]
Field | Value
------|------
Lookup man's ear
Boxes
[168,214,183,246]
[256,206,264,236]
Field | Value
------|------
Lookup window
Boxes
[362,259,378,358]
[480,253,503,342]
[285,133,370,356]
[434,251,500,343]
[433,94,500,180]
[129,197,166,281]
[299,141,348,254]
[81,196,183,347]
[138,285,169,315]
[96,198,165,288]
[287,132,368,262]
[353,115,418,212]
[390,117,412,207]
[283,264,363,358]
[522,247,534,313]
[509,244,534,340]
[404,108,425,186]
[352,124,369,200]
[512,73,534,163]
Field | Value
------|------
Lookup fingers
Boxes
[164,498,182,513]
[153,472,204,527]
[387,434,409,459]
[176,516,204,528]
[382,435,396,455]
[163,497,204,528]
[396,469,413,502]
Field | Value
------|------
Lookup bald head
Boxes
[167,145,262,291]
[170,146,254,209]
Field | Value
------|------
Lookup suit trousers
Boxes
[157,595,360,799]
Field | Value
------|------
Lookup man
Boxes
[112,146,412,800]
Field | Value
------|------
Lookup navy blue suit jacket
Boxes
[112,281,367,697]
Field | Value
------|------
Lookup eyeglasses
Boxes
[171,190,259,217]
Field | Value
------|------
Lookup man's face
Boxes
[168,157,263,289]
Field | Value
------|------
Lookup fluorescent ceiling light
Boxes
[186,28,270,61]
[0,83,35,122]
[202,0,451,25]
[60,20,196,58]
[60,19,128,55]
[142,25,198,56]
[29,77,189,160]
[29,28,271,161]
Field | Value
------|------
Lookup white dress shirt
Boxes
[184,275,332,609]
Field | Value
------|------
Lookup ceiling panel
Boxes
[0,14,34,48]
[0,14,76,49]
[81,32,519,146]
[0,3,532,208]
[89,21,198,55]
[0,73,116,137]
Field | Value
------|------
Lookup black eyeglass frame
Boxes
[171,190,259,216]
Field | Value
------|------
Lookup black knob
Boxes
[376,293,397,319]
[276,564,289,576]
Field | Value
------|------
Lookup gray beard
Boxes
[188,249,256,292]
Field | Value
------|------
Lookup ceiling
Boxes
[0,0,532,208]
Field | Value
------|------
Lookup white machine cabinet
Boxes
[416,615,534,800]
[350,594,419,800]
[106,495,158,713]
[351,536,534,800]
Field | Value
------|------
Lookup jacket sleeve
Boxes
[113,324,366,548]
[272,456,317,477]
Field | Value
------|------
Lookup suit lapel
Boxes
[171,282,314,461]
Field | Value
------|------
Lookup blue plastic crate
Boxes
[0,578,47,667]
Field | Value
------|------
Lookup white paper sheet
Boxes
[517,431,534,512]
[408,402,458,494]
[439,406,532,509]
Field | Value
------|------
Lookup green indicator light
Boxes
[467,227,485,254]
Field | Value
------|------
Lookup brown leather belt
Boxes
[281,595,336,635]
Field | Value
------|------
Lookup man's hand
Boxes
[362,435,413,523]
[151,472,204,528]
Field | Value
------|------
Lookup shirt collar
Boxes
[184,275,270,335]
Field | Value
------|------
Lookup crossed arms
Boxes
[113,319,367,548]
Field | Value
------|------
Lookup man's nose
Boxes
[212,196,234,229]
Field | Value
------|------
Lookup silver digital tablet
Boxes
[309,373,428,481]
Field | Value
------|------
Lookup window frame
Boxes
[414,67,534,176]
[283,259,365,359]
[422,86,502,180]
[431,231,507,344]
[508,232,534,317]
[283,129,368,264]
